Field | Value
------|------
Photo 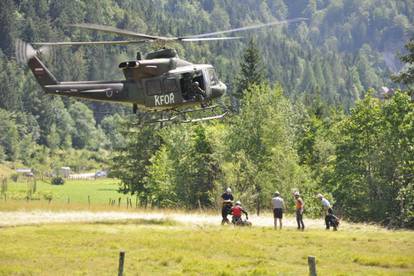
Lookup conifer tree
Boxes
[392,38,414,88]
[0,0,16,57]
[235,38,266,100]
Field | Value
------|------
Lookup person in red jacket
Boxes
[231,200,248,225]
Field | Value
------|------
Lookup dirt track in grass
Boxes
[0,210,386,231]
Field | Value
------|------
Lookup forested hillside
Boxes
[0,0,412,153]
[0,0,413,227]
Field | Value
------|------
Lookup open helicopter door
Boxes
[179,70,207,102]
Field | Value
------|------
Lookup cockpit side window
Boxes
[208,68,219,85]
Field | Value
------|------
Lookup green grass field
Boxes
[1,177,413,275]
[3,178,131,207]
[0,220,413,275]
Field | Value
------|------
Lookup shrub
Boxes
[42,191,54,202]
[10,173,19,182]
[51,176,65,185]
[394,184,414,229]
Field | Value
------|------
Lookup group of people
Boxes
[272,191,339,230]
[221,188,339,230]
[221,188,249,226]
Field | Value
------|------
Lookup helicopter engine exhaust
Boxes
[119,61,139,69]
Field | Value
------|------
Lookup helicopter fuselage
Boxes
[28,50,226,112]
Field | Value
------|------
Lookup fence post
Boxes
[197,199,202,212]
[308,256,317,276]
[118,197,121,207]
[33,178,37,194]
[118,250,125,276]
[88,195,91,208]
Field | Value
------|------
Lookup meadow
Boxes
[0,219,413,275]
[1,177,131,208]
[1,175,413,275]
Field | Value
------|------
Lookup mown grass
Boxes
[0,222,413,275]
[2,178,130,206]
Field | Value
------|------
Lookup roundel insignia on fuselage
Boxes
[106,90,113,98]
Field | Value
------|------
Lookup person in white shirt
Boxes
[317,193,338,230]
[271,191,285,229]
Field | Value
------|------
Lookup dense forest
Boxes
[0,0,413,227]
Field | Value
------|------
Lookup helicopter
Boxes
[16,18,306,123]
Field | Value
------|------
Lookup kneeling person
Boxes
[317,193,339,231]
[231,201,248,225]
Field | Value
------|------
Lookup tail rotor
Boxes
[15,39,50,64]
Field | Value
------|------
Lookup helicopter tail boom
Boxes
[15,39,59,87]
[27,56,59,86]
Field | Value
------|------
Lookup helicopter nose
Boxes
[211,82,227,98]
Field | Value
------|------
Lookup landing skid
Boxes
[135,103,230,125]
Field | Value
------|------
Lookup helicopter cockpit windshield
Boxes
[207,68,219,85]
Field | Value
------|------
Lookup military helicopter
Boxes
[16,18,306,123]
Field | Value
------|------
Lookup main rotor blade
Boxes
[32,40,148,46]
[70,23,173,41]
[180,36,242,42]
[181,17,308,39]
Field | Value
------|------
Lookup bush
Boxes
[10,173,19,182]
[42,191,54,202]
[51,176,65,185]
[394,184,414,229]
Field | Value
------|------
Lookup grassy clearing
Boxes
[0,221,413,275]
[2,178,130,206]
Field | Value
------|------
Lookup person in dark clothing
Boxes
[221,187,234,225]
[317,193,339,230]
[192,81,207,107]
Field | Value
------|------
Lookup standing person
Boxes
[317,194,338,231]
[192,81,207,107]
[294,191,305,231]
[221,187,234,225]
[271,191,285,230]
